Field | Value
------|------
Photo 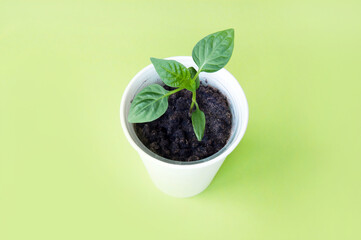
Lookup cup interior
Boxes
[120,56,248,165]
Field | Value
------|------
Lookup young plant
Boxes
[128,29,235,141]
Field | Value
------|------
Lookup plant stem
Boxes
[194,100,199,109]
[192,91,198,107]
[190,93,195,111]
[164,87,184,97]
[190,90,199,111]
[189,68,202,111]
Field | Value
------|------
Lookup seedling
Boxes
[128,29,235,141]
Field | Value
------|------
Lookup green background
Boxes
[1,0,360,239]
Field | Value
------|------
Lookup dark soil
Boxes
[134,82,232,162]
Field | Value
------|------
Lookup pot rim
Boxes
[120,56,248,168]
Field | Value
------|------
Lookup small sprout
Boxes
[128,29,235,141]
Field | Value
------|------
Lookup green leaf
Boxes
[191,108,206,141]
[192,28,234,73]
[128,84,169,123]
[150,58,191,88]
[188,66,200,90]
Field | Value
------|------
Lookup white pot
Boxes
[120,56,248,198]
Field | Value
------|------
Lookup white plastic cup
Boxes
[120,56,248,198]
